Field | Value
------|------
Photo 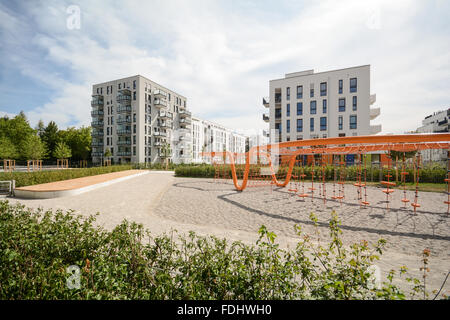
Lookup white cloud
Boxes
[0,0,449,135]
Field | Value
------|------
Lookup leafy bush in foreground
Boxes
[0,165,133,187]
[0,200,438,300]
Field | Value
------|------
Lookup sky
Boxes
[0,0,449,135]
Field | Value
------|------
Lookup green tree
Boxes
[35,119,45,138]
[0,112,35,159]
[0,136,18,159]
[41,121,59,160]
[160,142,171,170]
[53,141,72,159]
[22,135,47,160]
[58,126,91,160]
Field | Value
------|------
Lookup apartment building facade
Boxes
[416,108,449,163]
[191,117,247,164]
[91,75,191,164]
[262,65,381,143]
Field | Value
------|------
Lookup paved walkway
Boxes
[15,170,144,191]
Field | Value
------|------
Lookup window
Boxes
[275,108,281,119]
[133,80,136,90]
[338,79,343,94]
[297,119,303,132]
[339,98,346,112]
[310,101,317,114]
[323,99,327,113]
[133,124,136,134]
[350,115,357,129]
[338,116,343,130]
[320,117,327,131]
[320,82,327,96]
[133,113,136,122]
[310,118,314,131]
[133,146,136,156]
[133,135,136,144]
[133,91,136,101]
[111,117,114,125]
[350,78,357,93]
[118,83,121,90]
[168,93,171,101]
[111,106,113,113]
[286,120,290,133]
[310,88,314,98]
[107,86,109,95]
[287,104,290,117]
[107,137,109,145]
[286,87,290,101]
[96,88,99,94]
[107,127,110,135]
[111,147,113,156]
[275,122,281,133]
[352,96,357,111]
[297,102,303,115]
[296,86,303,99]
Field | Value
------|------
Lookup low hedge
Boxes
[175,163,447,184]
[0,200,434,299]
[0,165,133,188]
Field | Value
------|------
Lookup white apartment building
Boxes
[191,117,247,164]
[416,108,449,163]
[91,75,191,164]
[262,65,381,143]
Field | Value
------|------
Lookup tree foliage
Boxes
[53,141,72,159]
[22,134,47,160]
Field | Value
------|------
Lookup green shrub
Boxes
[0,165,132,187]
[0,200,435,300]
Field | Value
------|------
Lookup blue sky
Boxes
[0,0,449,134]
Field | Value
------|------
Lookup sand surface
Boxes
[5,172,450,298]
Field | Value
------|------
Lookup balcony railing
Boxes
[117,129,131,135]
[91,95,104,106]
[117,140,131,145]
[159,111,172,119]
[370,107,380,120]
[180,118,191,124]
[117,105,132,113]
[116,95,131,103]
[92,141,104,146]
[91,120,104,126]
[91,110,104,116]
[92,152,103,157]
[263,114,269,122]
[92,131,104,137]
[117,118,132,124]
[153,131,167,137]
[117,151,131,156]
[154,99,167,108]
[263,97,269,108]
[154,141,162,147]
[154,89,167,98]
[179,109,192,117]
[160,122,171,129]
[370,124,382,134]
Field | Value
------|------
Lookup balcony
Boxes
[117,140,131,145]
[153,131,167,137]
[117,129,131,135]
[91,110,104,116]
[370,107,380,120]
[263,114,269,122]
[370,94,376,105]
[92,131,104,137]
[91,95,104,106]
[117,118,132,124]
[117,95,131,104]
[91,120,104,127]
[180,118,191,124]
[154,99,167,108]
[159,111,172,120]
[117,151,131,157]
[370,124,382,134]
[92,152,103,157]
[179,109,192,117]
[160,122,171,129]
[154,89,167,99]
[154,141,162,147]
[117,105,132,113]
[263,97,269,108]
[92,141,104,147]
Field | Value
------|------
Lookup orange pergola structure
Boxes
[202,133,450,213]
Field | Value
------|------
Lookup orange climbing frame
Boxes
[201,133,450,192]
